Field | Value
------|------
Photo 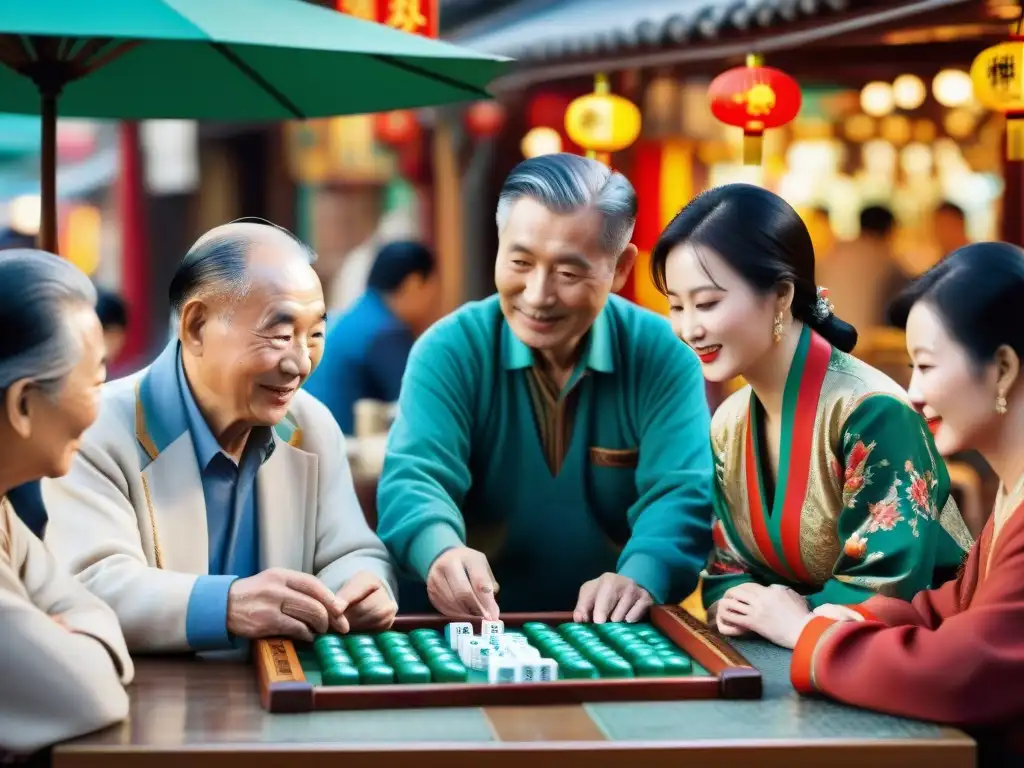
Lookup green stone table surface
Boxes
[584,638,946,741]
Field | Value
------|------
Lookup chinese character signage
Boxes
[971,41,1023,108]
[334,0,439,38]
[970,37,1024,160]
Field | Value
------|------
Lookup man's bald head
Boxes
[169,221,316,317]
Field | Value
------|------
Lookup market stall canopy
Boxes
[0,0,510,119]
[0,0,511,252]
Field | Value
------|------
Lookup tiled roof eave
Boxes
[478,0,978,90]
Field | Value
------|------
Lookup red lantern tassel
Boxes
[1008,112,1024,162]
[743,129,763,165]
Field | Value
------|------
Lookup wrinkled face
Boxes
[906,301,1001,456]
[23,304,106,477]
[103,325,126,361]
[663,241,777,382]
[190,247,327,427]
[494,198,632,361]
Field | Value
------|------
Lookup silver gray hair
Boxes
[495,153,638,255]
[0,249,98,398]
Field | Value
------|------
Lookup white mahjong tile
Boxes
[444,622,473,649]
[487,657,521,684]
[481,620,504,636]
[537,659,558,682]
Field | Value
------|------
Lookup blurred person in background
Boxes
[304,240,439,435]
[95,287,129,365]
[0,250,132,758]
[817,205,908,333]
[0,227,35,251]
[933,201,969,257]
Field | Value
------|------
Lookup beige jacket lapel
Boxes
[257,438,318,572]
[140,433,209,574]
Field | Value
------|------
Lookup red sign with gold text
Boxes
[334,0,439,38]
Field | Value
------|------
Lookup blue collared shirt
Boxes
[303,290,413,434]
[178,355,275,651]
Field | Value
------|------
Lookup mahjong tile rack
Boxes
[254,607,762,712]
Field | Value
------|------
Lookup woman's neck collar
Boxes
[744,321,806,422]
[980,401,1024,497]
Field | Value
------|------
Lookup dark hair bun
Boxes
[808,311,858,353]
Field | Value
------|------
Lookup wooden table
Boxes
[52,639,975,768]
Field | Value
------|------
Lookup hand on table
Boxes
[715,583,812,649]
[812,603,867,622]
[426,546,500,620]
[335,571,397,632]
[704,599,743,637]
[227,568,345,642]
[573,573,652,624]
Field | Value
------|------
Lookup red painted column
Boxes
[117,121,149,367]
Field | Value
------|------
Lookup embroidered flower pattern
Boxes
[903,459,939,537]
[840,446,944,565]
[836,426,948,564]
[843,531,867,559]
[840,437,881,509]
[866,483,904,532]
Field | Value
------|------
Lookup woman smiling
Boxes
[650,184,971,646]
[0,250,132,758]
[787,242,1024,764]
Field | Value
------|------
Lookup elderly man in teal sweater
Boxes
[376,153,713,623]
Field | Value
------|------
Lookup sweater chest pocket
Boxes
[587,447,639,546]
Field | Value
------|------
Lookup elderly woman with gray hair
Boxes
[0,250,133,758]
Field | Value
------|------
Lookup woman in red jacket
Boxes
[718,241,1024,763]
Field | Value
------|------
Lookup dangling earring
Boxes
[772,312,784,344]
[996,393,1008,415]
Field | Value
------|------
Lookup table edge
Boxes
[54,732,977,753]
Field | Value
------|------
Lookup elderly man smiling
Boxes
[43,222,396,653]
[377,153,714,623]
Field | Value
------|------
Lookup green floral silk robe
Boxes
[701,325,974,609]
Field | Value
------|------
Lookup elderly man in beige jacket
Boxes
[43,221,398,654]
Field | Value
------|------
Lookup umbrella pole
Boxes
[39,88,58,255]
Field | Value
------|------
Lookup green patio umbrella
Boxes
[0,0,509,253]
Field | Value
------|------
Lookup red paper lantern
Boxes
[373,110,421,146]
[708,54,802,164]
[527,93,571,129]
[465,101,506,139]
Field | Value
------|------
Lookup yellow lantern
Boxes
[970,37,1024,159]
[564,73,641,164]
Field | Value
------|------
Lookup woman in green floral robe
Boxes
[649,183,972,641]
[702,323,972,612]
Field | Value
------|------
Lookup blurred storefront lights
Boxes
[892,74,926,110]
[521,126,562,158]
[932,69,973,108]
[900,142,933,176]
[860,81,895,117]
[8,194,40,235]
